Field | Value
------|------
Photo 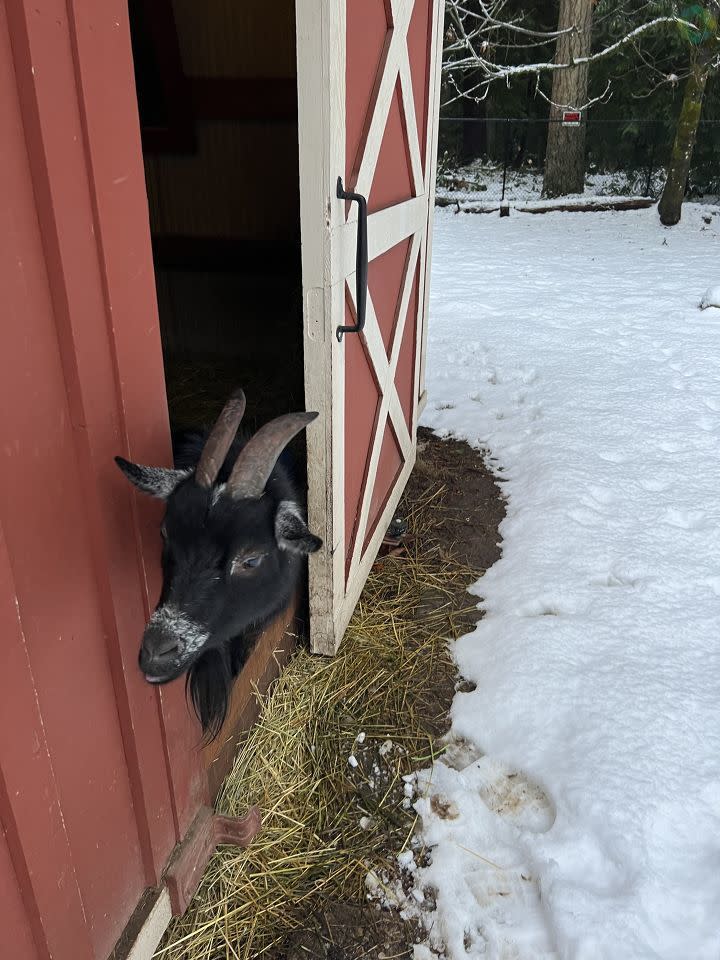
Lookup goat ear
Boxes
[275,500,323,555]
[114,457,188,500]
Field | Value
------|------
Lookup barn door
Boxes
[297,0,444,654]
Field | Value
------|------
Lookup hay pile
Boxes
[157,490,477,959]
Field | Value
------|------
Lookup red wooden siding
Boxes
[407,0,434,173]
[344,0,391,190]
[0,2,206,957]
[0,819,37,960]
[344,329,383,571]
[395,263,421,435]
[369,237,414,356]
[369,75,416,213]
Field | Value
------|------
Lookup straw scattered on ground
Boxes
[157,432,504,959]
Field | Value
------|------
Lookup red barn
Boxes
[0,0,444,956]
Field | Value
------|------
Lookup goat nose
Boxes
[141,627,182,665]
[151,635,181,658]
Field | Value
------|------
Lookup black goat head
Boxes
[114,389,321,707]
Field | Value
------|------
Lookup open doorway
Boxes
[127,0,304,436]
[127,0,307,780]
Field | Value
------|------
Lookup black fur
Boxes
[117,420,321,740]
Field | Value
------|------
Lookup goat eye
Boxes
[160,523,168,540]
[230,554,266,575]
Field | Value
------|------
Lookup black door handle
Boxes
[336,177,368,342]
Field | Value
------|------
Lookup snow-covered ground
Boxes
[436,159,664,204]
[406,204,720,959]
[436,158,718,207]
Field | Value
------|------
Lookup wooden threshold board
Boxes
[202,593,300,798]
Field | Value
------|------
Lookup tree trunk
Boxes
[461,96,487,164]
[658,59,709,226]
[542,0,594,198]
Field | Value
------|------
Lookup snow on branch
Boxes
[443,2,701,103]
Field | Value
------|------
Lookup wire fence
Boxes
[437,117,720,206]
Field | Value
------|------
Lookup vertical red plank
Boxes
[1,0,208,954]
[0,823,38,960]
[368,77,415,213]
[65,0,208,839]
[394,263,420,433]
[368,237,413,356]
[362,422,404,553]
[407,0,433,173]
[0,527,94,960]
[0,73,143,960]
[344,315,382,572]
[4,0,179,900]
[345,0,391,187]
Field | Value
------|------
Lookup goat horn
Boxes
[226,411,318,500]
[195,388,247,489]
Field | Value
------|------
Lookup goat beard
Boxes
[186,633,258,741]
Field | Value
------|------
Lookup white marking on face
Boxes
[148,604,211,661]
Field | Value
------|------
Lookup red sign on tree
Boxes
[562,110,582,126]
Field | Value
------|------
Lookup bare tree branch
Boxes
[442,1,708,108]
[444,14,699,78]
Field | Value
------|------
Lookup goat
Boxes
[115,389,322,739]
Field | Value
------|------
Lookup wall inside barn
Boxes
[139,0,301,374]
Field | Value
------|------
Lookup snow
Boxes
[436,158,720,208]
[408,204,720,960]
[436,159,665,205]
[699,283,720,309]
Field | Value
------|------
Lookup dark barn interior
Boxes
[128,0,304,435]
[127,0,309,782]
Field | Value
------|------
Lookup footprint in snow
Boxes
[596,448,628,464]
[463,873,556,960]
[567,506,601,528]
[662,507,708,530]
[657,440,684,454]
[669,362,698,378]
[426,753,558,959]
[583,484,618,506]
[474,757,555,833]
[639,475,673,493]
[592,570,640,589]
[704,576,720,597]
[696,415,717,433]
[516,597,575,617]
[425,753,555,834]
[441,733,483,771]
